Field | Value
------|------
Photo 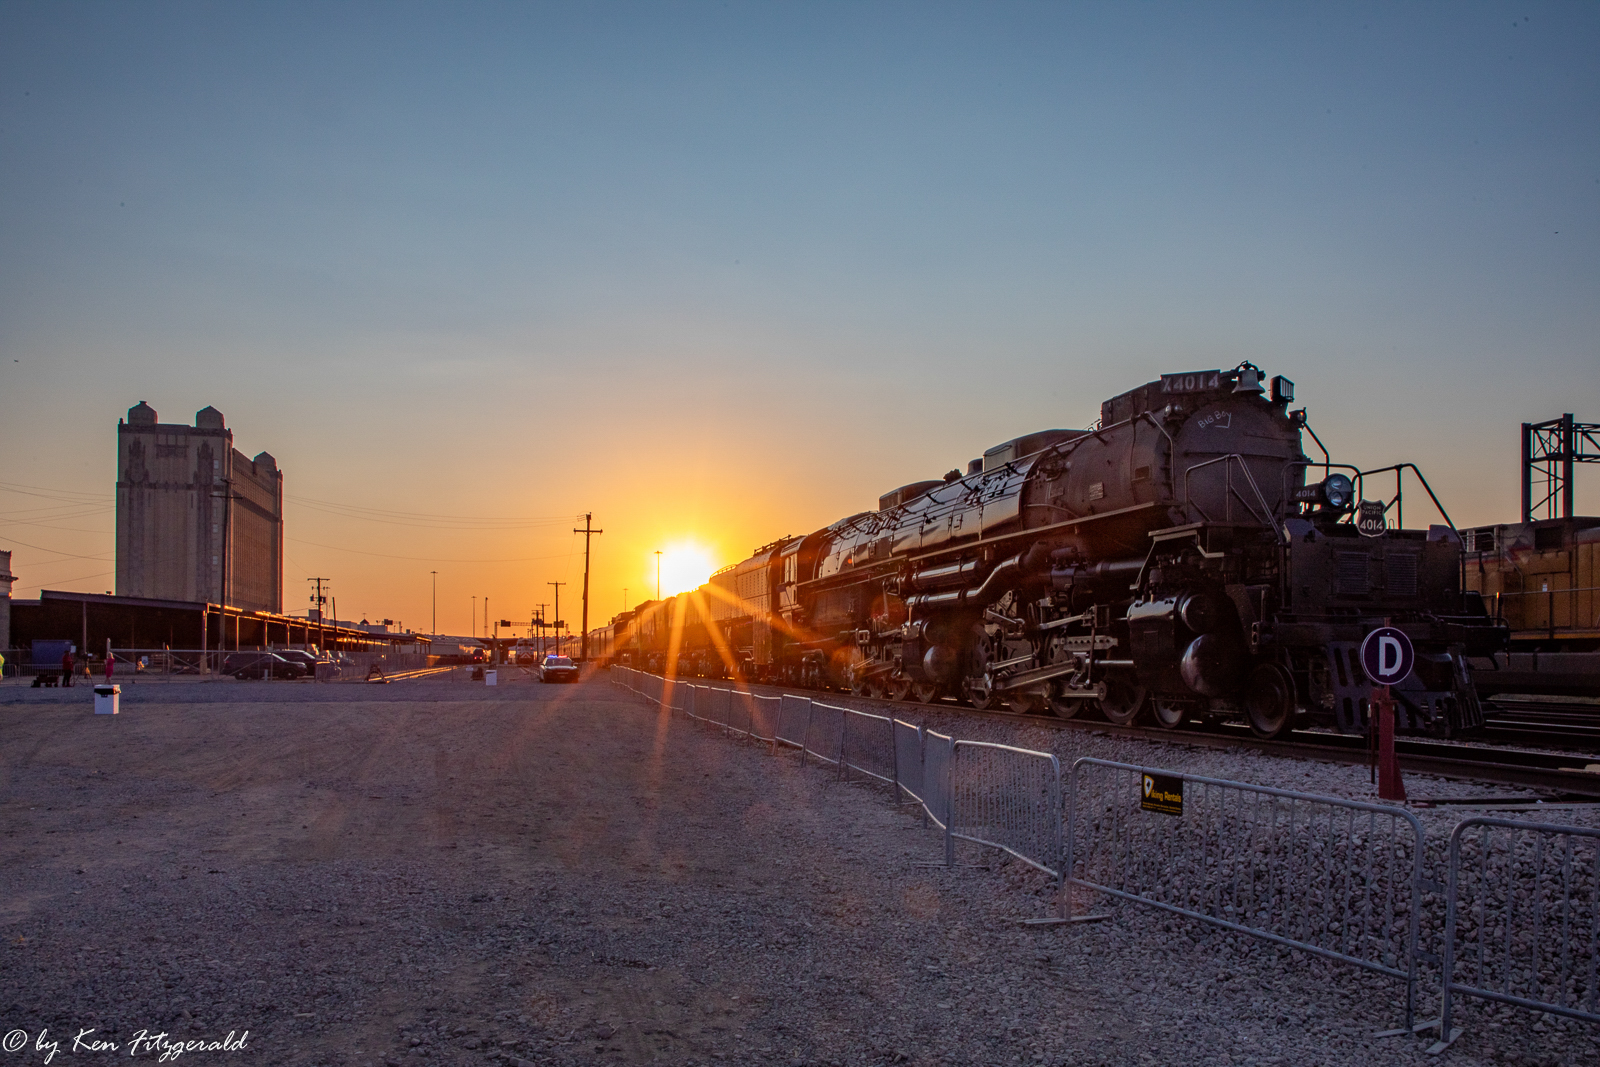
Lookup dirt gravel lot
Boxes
[1,673,1593,1067]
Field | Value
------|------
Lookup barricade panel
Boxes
[894,720,925,807]
[775,694,811,752]
[749,694,780,743]
[728,687,753,738]
[1438,818,1600,1044]
[922,730,954,834]
[841,708,896,795]
[949,740,1062,878]
[1065,757,1424,1028]
[804,701,846,768]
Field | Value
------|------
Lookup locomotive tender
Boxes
[607,364,1505,738]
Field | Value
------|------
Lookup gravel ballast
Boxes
[1,673,1594,1066]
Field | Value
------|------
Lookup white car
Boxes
[536,655,579,683]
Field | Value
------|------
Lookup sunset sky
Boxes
[2,2,1597,637]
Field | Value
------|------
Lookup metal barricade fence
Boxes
[804,701,847,769]
[1075,755,1427,1030]
[1065,757,1426,1029]
[1434,818,1600,1050]
[923,730,955,837]
[749,694,780,743]
[775,695,811,754]
[841,707,897,797]
[894,720,926,812]
[948,740,1062,881]
[726,687,752,739]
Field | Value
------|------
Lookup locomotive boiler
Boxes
[612,363,1505,739]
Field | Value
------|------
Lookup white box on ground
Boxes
[94,684,120,715]
[484,670,497,686]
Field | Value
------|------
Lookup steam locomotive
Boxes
[601,364,1505,738]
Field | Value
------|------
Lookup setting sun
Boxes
[650,542,718,599]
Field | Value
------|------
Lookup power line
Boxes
[284,537,576,564]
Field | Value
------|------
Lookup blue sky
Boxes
[2,1,1596,628]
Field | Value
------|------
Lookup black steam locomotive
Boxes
[607,363,1505,738]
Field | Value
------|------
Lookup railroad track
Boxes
[653,675,1600,799]
[1481,695,1600,749]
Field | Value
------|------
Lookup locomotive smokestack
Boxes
[967,458,982,475]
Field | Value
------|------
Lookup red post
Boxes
[1374,685,1406,802]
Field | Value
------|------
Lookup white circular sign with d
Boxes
[1359,626,1415,686]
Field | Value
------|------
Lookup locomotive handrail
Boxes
[1180,454,1276,529]
[1355,463,1456,532]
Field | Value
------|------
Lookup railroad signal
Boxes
[1360,625,1413,802]
[1359,626,1414,687]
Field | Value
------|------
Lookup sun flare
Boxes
[650,542,717,599]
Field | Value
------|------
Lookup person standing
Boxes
[105,653,114,681]
[61,648,74,687]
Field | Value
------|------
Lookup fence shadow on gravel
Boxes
[609,667,1598,1053]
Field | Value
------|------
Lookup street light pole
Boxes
[431,570,437,635]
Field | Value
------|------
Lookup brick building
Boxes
[115,402,283,612]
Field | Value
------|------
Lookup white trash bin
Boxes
[94,684,120,715]
[484,670,497,686]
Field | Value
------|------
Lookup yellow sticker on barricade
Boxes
[1141,773,1183,816]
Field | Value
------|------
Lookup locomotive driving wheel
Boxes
[1010,686,1049,716]
[886,676,912,702]
[1046,685,1083,719]
[962,629,1005,710]
[1152,697,1195,730]
[1096,676,1147,726]
[911,681,941,703]
[1244,662,1297,740]
[962,674,1005,710]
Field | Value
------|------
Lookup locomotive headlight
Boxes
[1322,474,1354,510]
[1293,474,1355,511]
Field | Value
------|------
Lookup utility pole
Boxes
[548,582,566,657]
[307,578,330,653]
[656,550,662,601]
[472,596,477,639]
[431,570,437,636]
[535,604,547,656]
[573,513,603,661]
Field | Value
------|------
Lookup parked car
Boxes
[536,655,579,683]
[222,652,307,680]
[275,649,322,673]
